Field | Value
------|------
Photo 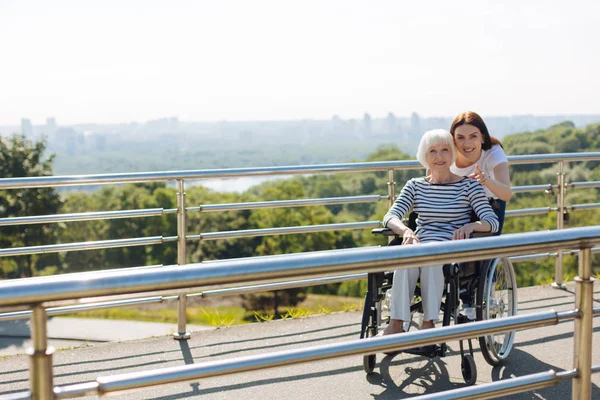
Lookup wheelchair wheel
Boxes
[461,354,477,385]
[363,326,377,374]
[477,257,518,366]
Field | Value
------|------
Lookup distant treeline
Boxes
[5,113,600,176]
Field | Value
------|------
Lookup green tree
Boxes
[240,180,342,316]
[0,134,63,278]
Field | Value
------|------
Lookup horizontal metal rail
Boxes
[0,208,176,227]
[187,194,386,213]
[0,296,168,321]
[1,153,599,190]
[0,273,367,321]
[198,273,365,298]
[0,160,423,189]
[49,309,572,398]
[0,226,598,307]
[188,221,381,241]
[511,184,553,193]
[417,369,578,400]
[567,181,600,190]
[508,246,600,262]
[568,203,600,211]
[0,236,177,257]
[0,195,383,228]
[0,247,596,320]
[505,207,555,217]
[506,152,600,165]
[0,201,590,257]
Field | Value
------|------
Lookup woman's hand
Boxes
[402,229,420,245]
[468,165,488,186]
[453,224,474,240]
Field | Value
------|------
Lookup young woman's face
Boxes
[453,124,484,163]
[426,142,453,173]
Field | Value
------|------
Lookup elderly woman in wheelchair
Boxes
[361,129,516,382]
[381,129,499,339]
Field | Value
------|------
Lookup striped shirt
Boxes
[383,177,499,243]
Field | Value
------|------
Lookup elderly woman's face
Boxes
[426,143,453,172]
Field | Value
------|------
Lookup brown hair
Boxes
[450,111,502,150]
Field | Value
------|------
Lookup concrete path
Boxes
[0,282,598,399]
[0,318,210,357]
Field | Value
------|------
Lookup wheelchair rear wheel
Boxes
[477,257,518,366]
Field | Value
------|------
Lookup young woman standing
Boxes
[450,111,512,234]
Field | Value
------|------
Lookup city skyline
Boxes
[1,0,599,125]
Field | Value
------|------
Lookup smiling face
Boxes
[425,142,453,173]
[453,124,484,164]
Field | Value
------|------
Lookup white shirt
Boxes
[450,145,508,199]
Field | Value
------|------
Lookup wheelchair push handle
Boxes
[371,228,398,237]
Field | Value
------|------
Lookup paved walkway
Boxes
[0,282,598,399]
[0,318,210,357]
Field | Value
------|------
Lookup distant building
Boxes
[21,118,33,136]
[410,112,421,135]
[55,127,81,155]
[363,113,372,137]
[46,117,56,135]
[386,112,397,135]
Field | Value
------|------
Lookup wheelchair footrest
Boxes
[404,344,442,358]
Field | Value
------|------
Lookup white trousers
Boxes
[390,264,445,322]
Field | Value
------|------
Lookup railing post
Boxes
[174,179,191,340]
[552,161,566,289]
[28,305,54,400]
[387,169,396,210]
[572,246,593,399]
[387,169,396,244]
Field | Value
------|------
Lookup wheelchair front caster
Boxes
[461,354,477,385]
[363,354,376,374]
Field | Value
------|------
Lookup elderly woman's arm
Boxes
[386,217,419,244]
[454,181,500,240]
[453,220,492,240]
[383,179,419,244]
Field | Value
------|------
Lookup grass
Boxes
[67,306,248,327]
[60,294,363,327]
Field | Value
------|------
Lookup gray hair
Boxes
[416,129,457,169]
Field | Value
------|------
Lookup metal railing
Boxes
[0,227,597,399]
[1,153,600,337]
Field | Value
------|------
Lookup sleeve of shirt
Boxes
[383,179,416,227]
[486,145,509,171]
[467,180,499,233]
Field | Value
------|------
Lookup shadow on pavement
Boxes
[488,347,600,399]
[201,321,360,348]
[149,365,365,400]
[0,319,29,350]
[368,354,460,399]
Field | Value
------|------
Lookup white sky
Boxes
[1,0,599,125]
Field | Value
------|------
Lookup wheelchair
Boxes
[360,212,518,385]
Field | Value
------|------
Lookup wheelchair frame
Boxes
[360,222,518,385]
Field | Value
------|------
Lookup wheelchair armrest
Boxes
[371,228,398,237]
[471,232,493,239]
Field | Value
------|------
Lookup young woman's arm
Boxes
[485,162,512,201]
[470,162,512,201]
